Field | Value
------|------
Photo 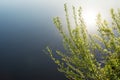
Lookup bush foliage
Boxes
[47,4,120,80]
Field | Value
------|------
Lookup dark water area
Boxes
[0,1,67,80]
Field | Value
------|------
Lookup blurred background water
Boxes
[0,0,120,80]
[0,0,67,80]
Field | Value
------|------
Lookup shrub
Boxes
[47,4,120,80]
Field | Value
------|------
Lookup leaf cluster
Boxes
[47,4,120,80]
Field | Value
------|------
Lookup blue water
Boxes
[0,1,67,80]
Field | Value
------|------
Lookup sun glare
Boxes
[82,9,98,33]
[82,10,97,26]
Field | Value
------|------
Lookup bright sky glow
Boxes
[66,0,120,33]
[80,9,98,33]
[82,9,97,26]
